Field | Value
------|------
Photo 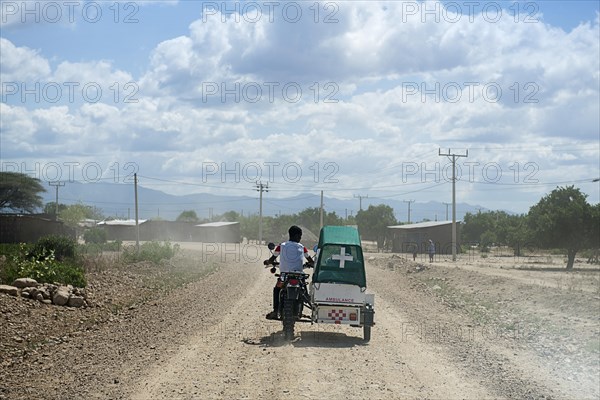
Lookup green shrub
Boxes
[0,243,32,258]
[83,228,107,244]
[78,240,122,256]
[103,240,122,252]
[3,244,85,287]
[123,241,179,264]
[32,235,76,261]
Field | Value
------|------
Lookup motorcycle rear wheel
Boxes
[363,325,371,342]
[282,299,295,340]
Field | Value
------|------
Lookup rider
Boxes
[264,225,314,320]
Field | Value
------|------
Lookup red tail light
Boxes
[288,279,300,285]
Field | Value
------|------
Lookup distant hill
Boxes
[39,181,498,222]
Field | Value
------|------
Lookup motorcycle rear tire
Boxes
[363,325,371,342]
[282,299,295,340]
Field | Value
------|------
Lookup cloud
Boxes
[1,2,598,211]
[0,37,51,82]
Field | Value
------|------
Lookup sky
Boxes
[1,0,599,216]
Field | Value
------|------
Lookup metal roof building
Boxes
[387,220,462,255]
[194,221,241,243]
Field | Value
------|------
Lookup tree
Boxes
[355,204,397,249]
[221,210,240,222]
[297,207,344,235]
[462,210,529,255]
[43,202,68,216]
[528,186,594,270]
[83,227,107,244]
[58,203,105,228]
[176,210,199,222]
[462,211,496,244]
[59,203,89,228]
[0,172,46,213]
[590,203,600,249]
[504,214,530,256]
[241,214,260,241]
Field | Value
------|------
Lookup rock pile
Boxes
[0,278,88,308]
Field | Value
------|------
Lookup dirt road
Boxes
[1,245,598,399]
[128,252,492,400]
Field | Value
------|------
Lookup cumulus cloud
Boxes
[1,1,598,209]
[0,37,50,82]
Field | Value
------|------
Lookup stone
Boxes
[67,296,85,308]
[0,285,19,297]
[432,285,442,291]
[52,289,70,306]
[12,278,38,289]
[40,288,50,300]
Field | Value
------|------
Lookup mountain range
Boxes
[40,181,497,222]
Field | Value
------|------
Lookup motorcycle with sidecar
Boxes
[265,225,375,341]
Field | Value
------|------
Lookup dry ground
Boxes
[1,243,599,399]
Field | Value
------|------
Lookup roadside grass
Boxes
[413,272,600,360]
[418,276,498,326]
[584,338,600,354]
[100,249,219,313]
[413,275,559,342]
[551,271,600,294]
[138,251,218,294]
[1,240,218,314]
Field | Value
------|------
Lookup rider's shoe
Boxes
[265,311,279,320]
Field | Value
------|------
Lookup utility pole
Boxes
[255,181,268,244]
[439,148,468,261]
[354,194,368,211]
[48,181,65,220]
[320,190,324,229]
[443,202,451,221]
[403,199,415,224]
[134,173,140,254]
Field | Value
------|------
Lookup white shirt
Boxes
[274,241,309,273]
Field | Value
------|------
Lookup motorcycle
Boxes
[264,242,313,340]
[265,226,375,342]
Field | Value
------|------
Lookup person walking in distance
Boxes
[428,239,435,263]
[411,243,418,261]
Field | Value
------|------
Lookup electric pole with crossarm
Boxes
[439,148,468,261]
[404,199,415,224]
[48,181,65,221]
[256,181,269,244]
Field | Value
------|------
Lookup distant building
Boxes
[193,221,241,243]
[0,214,76,243]
[140,220,198,242]
[97,219,148,241]
[387,221,462,254]
[97,219,201,242]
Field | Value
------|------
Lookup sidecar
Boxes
[310,225,375,342]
